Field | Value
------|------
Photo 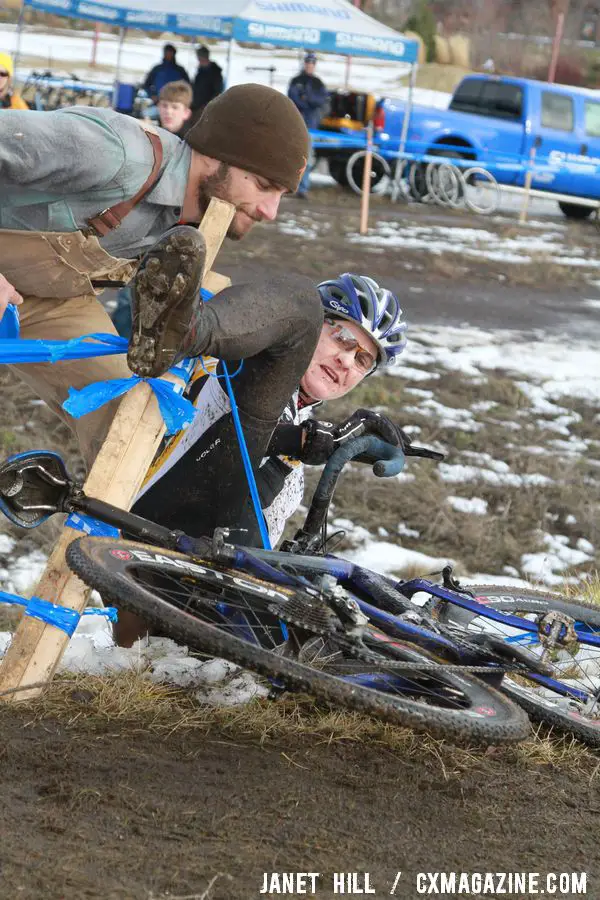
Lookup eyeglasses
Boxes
[0,71,10,77]
[325,318,377,374]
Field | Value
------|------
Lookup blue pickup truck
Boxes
[319,75,600,218]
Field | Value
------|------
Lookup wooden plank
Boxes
[203,270,231,295]
[0,199,235,702]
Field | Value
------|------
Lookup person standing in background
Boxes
[287,52,328,198]
[0,52,28,110]
[157,79,193,137]
[143,43,190,104]
[191,45,224,119]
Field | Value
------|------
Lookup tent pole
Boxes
[112,26,126,109]
[391,61,417,202]
[225,38,234,87]
[344,55,352,89]
[13,3,26,79]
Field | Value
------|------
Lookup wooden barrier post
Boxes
[359,122,374,235]
[519,145,537,225]
[0,198,235,703]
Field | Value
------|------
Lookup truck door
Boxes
[525,89,579,195]
[580,99,600,199]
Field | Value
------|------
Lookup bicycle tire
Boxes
[408,161,430,202]
[435,163,466,208]
[425,162,461,207]
[437,584,600,746]
[462,167,500,215]
[67,538,530,745]
[345,150,391,196]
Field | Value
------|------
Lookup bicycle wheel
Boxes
[67,538,530,745]
[436,584,600,746]
[425,162,461,207]
[345,150,391,196]
[462,167,500,214]
[408,161,430,202]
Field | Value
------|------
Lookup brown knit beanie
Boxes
[185,84,310,193]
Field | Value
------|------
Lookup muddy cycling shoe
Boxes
[128,225,207,378]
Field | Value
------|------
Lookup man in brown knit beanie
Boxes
[182,83,309,240]
[0,84,309,466]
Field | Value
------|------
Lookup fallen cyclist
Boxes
[115,229,409,644]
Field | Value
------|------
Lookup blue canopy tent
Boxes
[18,0,419,63]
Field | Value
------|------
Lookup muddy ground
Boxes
[2,187,600,899]
[1,694,599,900]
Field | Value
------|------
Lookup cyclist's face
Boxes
[196,162,287,240]
[300,319,378,401]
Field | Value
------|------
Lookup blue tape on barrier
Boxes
[63,372,197,435]
[0,331,127,365]
[0,590,118,636]
[0,304,20,340]
[66,512,120,538]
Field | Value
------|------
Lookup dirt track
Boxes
[2,187,600,899]
[1,702,599,900]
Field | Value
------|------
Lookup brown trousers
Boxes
[1,229,137,468]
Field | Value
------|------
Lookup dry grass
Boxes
[9,672,599,776]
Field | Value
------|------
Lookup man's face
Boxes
[198,54,210,67]
[164,48,175,63]
[196,162,287,240]
[300,319,378,402]
[304,60,316,75]
[158,100,191,133]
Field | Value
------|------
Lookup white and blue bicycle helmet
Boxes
[318,273,407,366]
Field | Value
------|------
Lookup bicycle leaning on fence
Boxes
[2,437,600,748]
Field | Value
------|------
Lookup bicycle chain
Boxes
[330,638,511,675]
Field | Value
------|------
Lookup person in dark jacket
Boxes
[287,52,328,197]
[143,43,190,103]
[192,45,224,116]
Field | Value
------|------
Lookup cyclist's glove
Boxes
[300,409,412,466]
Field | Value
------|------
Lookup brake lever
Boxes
[404,444,445,461]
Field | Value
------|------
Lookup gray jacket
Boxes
[0,106,192,258]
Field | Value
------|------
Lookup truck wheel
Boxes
[558,202,594,220]
[329,159,349,187]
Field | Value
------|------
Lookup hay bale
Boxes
[448,34,471,69]
[434,35,452,65]
[403,30,427,66]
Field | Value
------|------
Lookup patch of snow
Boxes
[447,496,488,515]
[342,541,452,577]
[3,550,47,595]
[521,533,594,585]
[0,534,16,554]
[397,523,420,539]
[438,463,553,488]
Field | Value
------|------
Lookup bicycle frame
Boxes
[1,444,597,703]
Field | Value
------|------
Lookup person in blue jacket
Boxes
[287,53,329,198]
[143,43,190,104]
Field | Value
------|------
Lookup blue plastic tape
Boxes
[0,331,127,365]
[0,304,20,340]
[66,512,120,538]
[0,590,118,636]
[63,373,197,435]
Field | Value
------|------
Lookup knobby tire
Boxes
[67,539,530,746]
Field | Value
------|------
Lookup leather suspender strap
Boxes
[86,130,164,238]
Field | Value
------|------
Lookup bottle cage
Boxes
[0,450,71,529]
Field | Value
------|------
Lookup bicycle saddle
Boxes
[0,450,71,529]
